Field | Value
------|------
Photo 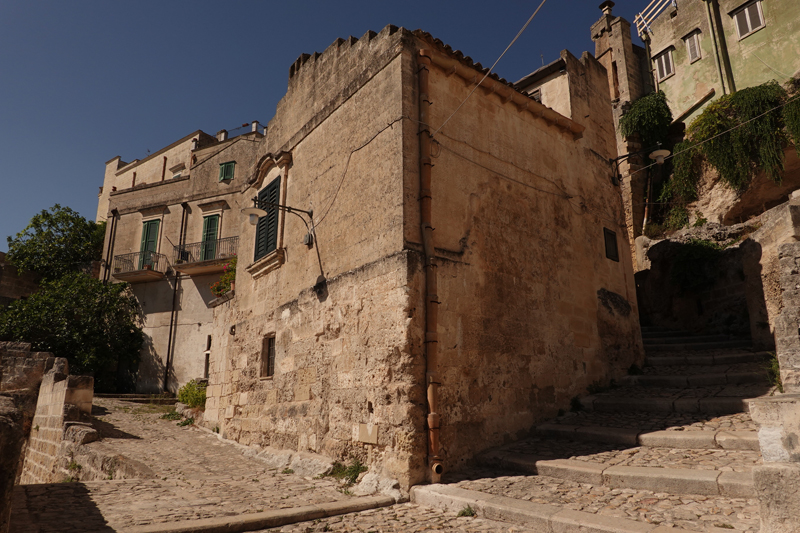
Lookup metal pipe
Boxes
[163,202,189,392]
[704,0,728,95]
[418,50,443,483]
[103,209,119,285]
[709,0,736,93]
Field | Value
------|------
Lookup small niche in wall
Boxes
[604,228,619,262]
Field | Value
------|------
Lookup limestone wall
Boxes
[19,361,94,484]
[0,342,54,392]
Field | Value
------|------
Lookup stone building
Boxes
[97,125,264,393]
[201,26,642,489]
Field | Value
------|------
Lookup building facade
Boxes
[200,26,642,489]
[97,126,264,393]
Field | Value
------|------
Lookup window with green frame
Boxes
[201,215,220,261]
[254,177,280,261]
[219,161,235,181]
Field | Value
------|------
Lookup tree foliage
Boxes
[7,204,105,281]
[0,272,143,392]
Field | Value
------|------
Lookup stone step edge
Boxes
[645,351,770,366]
[619,371,766,388]
[122,495,396,533]
[477,454,755,498]
[412,484,694,533]
[580,395,753,415]
[645,341,753,352]
[534,424,759,450]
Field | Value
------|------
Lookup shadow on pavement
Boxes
[11,482,115,532]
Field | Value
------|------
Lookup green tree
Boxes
[0,272,143,392]
[6,204,105,281]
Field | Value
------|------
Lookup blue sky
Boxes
[0,0,646,251]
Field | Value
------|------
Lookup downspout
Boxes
[163,202,189,392]
[704,0,729,95]
[418,50,443,482]
[710,0,736,93]
[103,209,119,285]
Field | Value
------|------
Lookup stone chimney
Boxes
[600,1,614,16]
[217,130,228,142]
[251,121,259,133]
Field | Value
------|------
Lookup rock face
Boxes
[0,395,25,533]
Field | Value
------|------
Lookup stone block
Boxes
[638,430,716,449]
[754,462,800,533]
[603,466,720,495]
[715,431,760,451]
[718,471,755,498]
[535,459,605,484]
[358,423,378,444]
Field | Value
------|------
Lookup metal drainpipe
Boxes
[418,51,443,483]
[709,0,736,93]
[704,0,728,95]
[104,209,119,285]
[163,202,189,392]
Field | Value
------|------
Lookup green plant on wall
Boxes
[619,91,673,149]
[210,255,236,297]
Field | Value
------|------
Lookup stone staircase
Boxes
[412,327,775,532]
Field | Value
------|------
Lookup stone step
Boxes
[646,351,770,367]
[619,370,767,388]
[643,334,731,344]
[645,340,753,352]
[579,383,774,415]
[476,452,756,498]
[534,423,759,450]
[412,484,697,533]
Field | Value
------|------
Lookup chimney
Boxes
[600,1,615,16]
[217,129,228,142]
[192,138,198,150]
[251,121,259,133]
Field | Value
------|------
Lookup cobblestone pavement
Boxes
[256,503,538,532]
[550,410,758,432]
[12,399,353,532]
[446,468,761,533]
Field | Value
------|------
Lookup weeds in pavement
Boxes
[457,505,476,517]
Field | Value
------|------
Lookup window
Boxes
[204,335,211,379]
[254,177,280,261]
[219,161,235,181]
[140,219,160,269]
[260,336,275,378]
[201,215,220,261]
[733,1,764,39]
[653,49,674,81]
[604,228,619,262]
[684,31,702,63]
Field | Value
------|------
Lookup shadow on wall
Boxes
[135,335,164,394]
[10,483,114,532]
[635,238,770,347]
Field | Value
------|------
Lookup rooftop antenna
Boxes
[541,54,544,67]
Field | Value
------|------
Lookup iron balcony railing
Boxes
[112,251,170,274]
[174,236,238,264]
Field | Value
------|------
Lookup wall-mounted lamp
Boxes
[241,198,267,226]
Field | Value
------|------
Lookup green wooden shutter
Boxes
[140,220,160,269]
[254,178,280,261]
[218,164,225,182]
[201,215,219,260]
[219,162,235,181]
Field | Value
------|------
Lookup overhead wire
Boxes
[431,0,548,137]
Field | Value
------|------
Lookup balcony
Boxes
[111,251,170,283]
[173,236,238,276]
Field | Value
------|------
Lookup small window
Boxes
[604,228,619,262]
[260,336,275,378]
[733,1,764,39]
[684,32,702,63]
[219,161,235,181]
[653,49,674,81]
[204,335,211,379]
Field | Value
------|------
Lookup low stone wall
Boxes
[19,361,95,484]
[0,395,25,533]
[0,342,55,392]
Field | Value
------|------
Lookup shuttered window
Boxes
[260,336,275,378]
[139,219,160,269]
[219,161,235,181]
[733,1,764,39]
[654,50,674,82]
[201,215,219,261]
[685,32,701,63]
[254,177,280,261]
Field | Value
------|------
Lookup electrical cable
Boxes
[431,0,548,137]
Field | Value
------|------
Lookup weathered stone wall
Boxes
[0,395,25,533]
[19,360,95,484]
[0,252,39,309]
[0,342,54,392]
[420,41,642,472]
